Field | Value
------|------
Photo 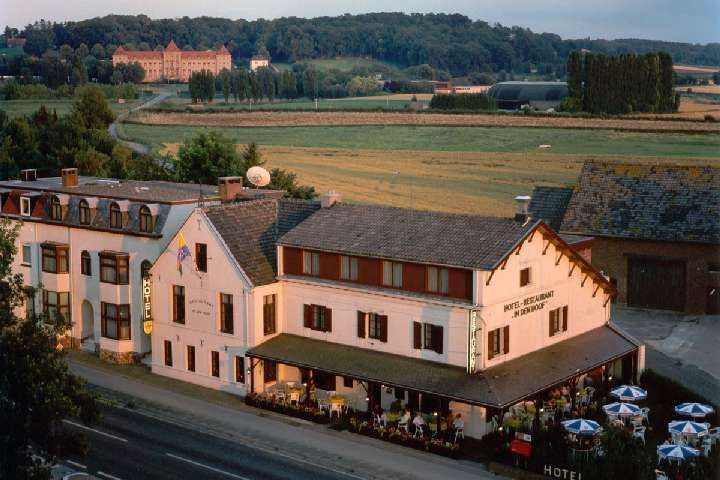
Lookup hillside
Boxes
[15,13,720,77]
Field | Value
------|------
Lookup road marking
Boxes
[66,460,87,469]
[165,453,251,480]
[62,420,128,443]
[97,472,123,480]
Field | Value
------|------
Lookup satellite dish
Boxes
[246,166,271,187]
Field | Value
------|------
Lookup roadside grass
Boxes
[0,98,142,118]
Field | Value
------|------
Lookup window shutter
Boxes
[379,315,388,343]
[325,308,332,332]
[487,331,495,360]
[413,322,422,349]
[357,311,366,338]
[562,306,568,332]
[503,326,510,354]
[549,312,554,337]
[303,304,312,328]
[433,325,443,354]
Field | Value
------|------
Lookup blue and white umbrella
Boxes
[603,402,641,417]
[668,420,709,437]
[675,403,715,418]
[561,419,602,436]
[610,385,647,402]
[657,444,700,462]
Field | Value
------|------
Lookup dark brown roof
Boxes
[560,161,720,244]
[247,325,638,408]
[204,199,320,286]
[278,203,538,270]
[529,186,573,231]
[0,176,219,204]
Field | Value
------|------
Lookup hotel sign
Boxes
[504,290,554,319]
[142,275,153,335]
[467,310,480,373]
[543,465,582,479]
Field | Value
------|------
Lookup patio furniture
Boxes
[318,397,329,413]
[289,391,300,406]
[701,437,712,456]
[633,425,646,444]
[330,402,343,419]
[668,420,709,438]
[610,385,647,402]
[603,402,641,418]
[708,427,720,445]
[657,444,700,463]
[414,424,424,439]
[398,419,409,433]
[654,469,669,480]
[454,428,464,443]
[561,419,602,436]
[675,402,715,418]
[641,407,650,424]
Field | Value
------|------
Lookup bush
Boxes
[704,114,717,122]
[429,93,496,110]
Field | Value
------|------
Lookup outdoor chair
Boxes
[641,407,650,424]
[654,469,669,480]
[708,427,720,445]
[318,398,329,413]
[633,425,646,444]
[329,402,343,419]
[454,428,464,443]
[398,420,409,433]
[289,391,300,406]
[414,424,424,439]
[702,437,712,456]
[586,386,595,398]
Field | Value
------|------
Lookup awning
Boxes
[247,324,639,408]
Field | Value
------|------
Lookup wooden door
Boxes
[627,256,686,311]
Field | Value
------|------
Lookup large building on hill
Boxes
[112,40,231,83]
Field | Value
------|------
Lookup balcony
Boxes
[41,271,70,292]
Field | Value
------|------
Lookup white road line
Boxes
[259,448,367,480]
[165,453,251,480]
[97,471,123,480]
[66,460,87,469]
[62,420,128,443]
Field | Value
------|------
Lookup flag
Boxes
[177,232,191,273]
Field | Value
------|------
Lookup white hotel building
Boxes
[150,191,644,439]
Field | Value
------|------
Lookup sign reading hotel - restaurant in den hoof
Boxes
[189,294,214,319]
[504,290,554,318]
[142,275,153,334]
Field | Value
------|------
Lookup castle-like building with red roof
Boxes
[112,40,231,82]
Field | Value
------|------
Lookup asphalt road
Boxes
[61,405,356,480]
[108,91,171,155]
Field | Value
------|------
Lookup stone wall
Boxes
[100,349,140,364]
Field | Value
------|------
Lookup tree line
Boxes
[563,51,679,114]
[429,93,496,111]
[7,14,720,79]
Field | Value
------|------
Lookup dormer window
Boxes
[79,199,91,225]
[109,202,122,228]
[139,206,153,233]
[20,197,31,216]
[50,196,62,220]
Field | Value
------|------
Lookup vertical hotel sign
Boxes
[142,274,153,334]
[467,310,479,373]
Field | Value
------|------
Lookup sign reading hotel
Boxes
[504,291,554,318]
[467,310,479,373]
[142,275,153,334]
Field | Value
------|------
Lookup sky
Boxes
[4,0,720,44]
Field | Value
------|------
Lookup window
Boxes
[340,255,358,281]
[211,351,220,377]
[20,197,31,216]
[42,291,70,322]
[302,251,320,275]
[195,243,207,272]
[382,261,403,288]
[263,360,277,383]
[24,289,35,319]
[520,267,531,287]
[139,206,153,233]
[314,371,336,391]
[427,267,449,294]
[343,376,353,388]
[412,322,443,353]
[81,251,92,276]
[41,244,69,273]
[101,302,131,340]
[303,304,332,332]
[79,200,91,225]
[173,285,185,324]
[235,356,245,383]
[263,294,276,335]
[109,202,122,228]
[100,253,129,284]
[164,340,173,366]
[22,244,31,265]
[366,312,388,342]
[220,293,233,334]
[487,326,510,360]
[187,345,196,372]
[549,306,569,337]
[50,195,62,220]
[141,260,152,278]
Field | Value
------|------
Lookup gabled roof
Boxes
[529,186,573,231]
[560,161,720,244]
[165,40,180,52]
[204,198,320,286]
[278,203,537,270]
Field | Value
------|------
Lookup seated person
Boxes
[412,411,426,430]
[452,413,464,431]
[399,409,411,425]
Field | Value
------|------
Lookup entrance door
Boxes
[367,382,382,412]
[707,287,720,315]
[627,257,686,311]
[81,300,94,342]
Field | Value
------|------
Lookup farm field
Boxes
[154,94,419,111]
[0,98,143,118]
[121,123,720,158]
[158,144,716,216]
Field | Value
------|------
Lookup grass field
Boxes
[121,123,720,158]
[0,98,143,118]
[273,56,401,73]
[154,95,417,111]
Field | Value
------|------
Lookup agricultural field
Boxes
[0,98,143,118]
[153,94,422,111]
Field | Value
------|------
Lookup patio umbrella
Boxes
[603,402,641,417]
[668,420,709,437]
[675,403,715,418]
[610,385,647,402]
[657,444,700,462]
[561,419,602,436]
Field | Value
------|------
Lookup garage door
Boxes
[627,257,686,311]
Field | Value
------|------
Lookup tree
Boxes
[74,148,109,176]
[126,154,170,181]
[90,43,106,59]
[268,168,317,199]
[106,144,132,178]
[303,67,319,99]
[0,219,99,479]
[71,86,115,130]
[220,70,231,103]
[174,131,244,184]
[580,425,654,480]
[566,51,583,104]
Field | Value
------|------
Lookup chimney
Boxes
[20,169,37,182]
[61,168,79,187]
[321,190,342,208]
[218,176,245,202]
[514,195,532,223]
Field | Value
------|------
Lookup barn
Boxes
[530,161,720,314]
[487,81,568,110]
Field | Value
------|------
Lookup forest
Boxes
[5,13,720,78]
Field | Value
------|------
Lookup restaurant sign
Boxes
[142,275,153,335]
[189,297,214,318]
[504,290,554,319]
[543,465,582,480]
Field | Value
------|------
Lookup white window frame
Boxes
[20,197,31,216]
[22,243,32,265]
